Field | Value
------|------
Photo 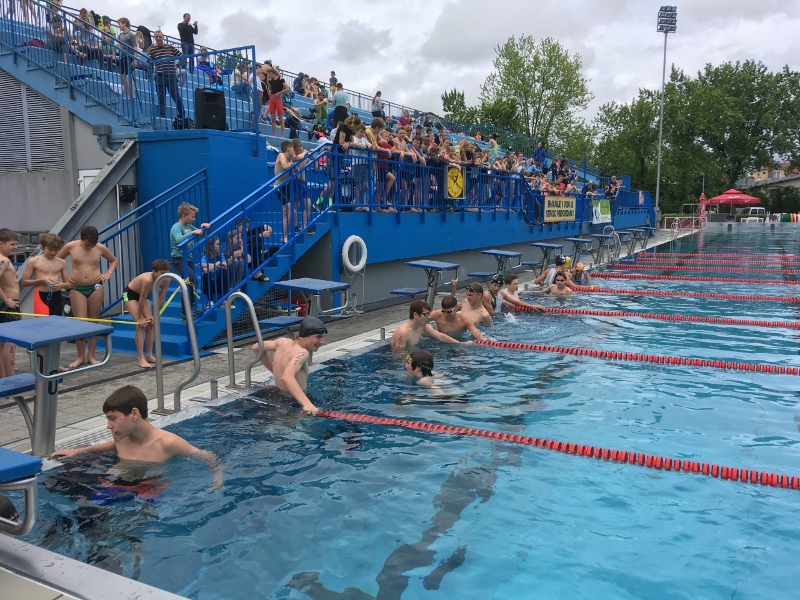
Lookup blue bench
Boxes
[0,447,42,537]
[390,287,427,298]
[0,373,36,444]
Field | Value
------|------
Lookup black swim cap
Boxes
[491,274,504,286]
[555,255,567,266]
[298,317,327,337]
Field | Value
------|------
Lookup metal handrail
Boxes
[224,291,264,389]
[0,476,38,536]
[152,273,200,413]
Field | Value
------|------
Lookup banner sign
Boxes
[592,199,611,224]
[544,196,576,222]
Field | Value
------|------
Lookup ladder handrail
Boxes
[224,292,265,389]
[153,273,200,413]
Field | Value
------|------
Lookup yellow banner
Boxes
[544,196,576,222]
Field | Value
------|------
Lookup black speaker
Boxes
[194,88,228,130]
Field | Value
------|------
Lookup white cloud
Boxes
[334,21,392,64]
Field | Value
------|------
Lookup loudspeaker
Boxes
[194,88,228,130]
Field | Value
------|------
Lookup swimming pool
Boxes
[20,228,800,598]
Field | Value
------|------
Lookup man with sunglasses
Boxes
[429,295,484,340]
[391,299,461,351]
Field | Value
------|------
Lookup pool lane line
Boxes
[565,287,800,303]
[591,272,800,285]
[634,257,800,266]
[643,252,800,259]
[610,264,800,275]
[318,410,800,491]
[472,339,800,376]
[515,306,800,330]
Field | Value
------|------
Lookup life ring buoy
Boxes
[342,235,367,273]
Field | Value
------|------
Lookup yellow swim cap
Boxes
[565,256,572,268]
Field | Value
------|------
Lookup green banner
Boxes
[592,200,611,224]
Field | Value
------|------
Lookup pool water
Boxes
[21,229,800,599]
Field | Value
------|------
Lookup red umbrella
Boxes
[708,189,761,206]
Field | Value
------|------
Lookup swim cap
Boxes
[491,274,504,286]
[564,256,572,268]
[555,255,566,266]
[576,262,585,270]
[298,317,327,337]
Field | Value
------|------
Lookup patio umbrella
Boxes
[707,189,761,206]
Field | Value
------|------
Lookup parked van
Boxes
[736,207,766,221]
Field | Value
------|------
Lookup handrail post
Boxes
[224,291,265,389]
[153,273,201,413]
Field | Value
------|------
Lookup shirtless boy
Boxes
[291,138,313,229]
[391,300,461,351]
[0,229,20,378]
[499,274,546,312]
[275,140,296,243]
[533,255,575,288]
[532,271,573,297]
[123,259,170,369]
[429,295,483,340]
[251,316,328,415]
[449,281,492,327]
[21,233,70,316]
[51,385,223,491]
[58,226,118,368]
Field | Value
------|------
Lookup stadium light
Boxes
[654,6,677,211]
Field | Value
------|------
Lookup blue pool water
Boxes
[21,229,800,598]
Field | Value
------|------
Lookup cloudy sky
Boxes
[90,0,798,118]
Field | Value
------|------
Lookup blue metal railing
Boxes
[99,169,209,313]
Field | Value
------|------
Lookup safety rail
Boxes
[99,168,209,315]
[602,225,622,265]
[224,292,265,389]
[152,273,200,414]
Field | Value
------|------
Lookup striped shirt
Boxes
[147,43,182,73]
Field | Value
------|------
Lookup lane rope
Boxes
[641,252,799,259]
[591,272,800,285]
[611,264,800,275]
[538,286,800,303]
[472,338,800,376]
[634,257,800,267]
[517,306,800,329]
[318,411,800,491]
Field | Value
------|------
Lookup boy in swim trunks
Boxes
[123,259,171,369]
[391,300,462,351]
[429,295,484,340]
[57,226,119,368]
[275,140,296,243]
[499,274,546,312]
[448,281,492,327]
[251,316,328,415]
[51,385,223,491]
[0,229,21,378]
[291,138,313,230]
[21,233,70,317]
[531,270,573,297]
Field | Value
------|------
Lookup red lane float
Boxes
[317,410,800,491]
[611,264,800,275]
[635,257,800,267]
[570,287,800,303]
[639,252,799,259]
[472,338,800,376]
[516,306,800,329]
[591,272,800,285]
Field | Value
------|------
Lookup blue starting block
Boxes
[0,447,42,536]
[272,278,351,317]
[405,260,460,307]
[258,315,306,339]
[0,373,36,447]
[480,249,522,274]
[390,287,428,298]
[528,243,565,275]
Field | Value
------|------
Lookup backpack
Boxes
[173,116,195,130]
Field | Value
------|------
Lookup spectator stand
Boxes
[523,243,564,276]
[404,260,460,308]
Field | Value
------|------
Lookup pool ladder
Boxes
[602,225,622,266]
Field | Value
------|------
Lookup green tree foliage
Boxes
[478,97,519,133]
[480,35,593,144]
[441,88,478,125]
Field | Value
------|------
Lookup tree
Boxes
[441,88,478,125]
[479,35,593,144]
[478,97,519,133]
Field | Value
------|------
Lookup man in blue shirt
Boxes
[533,141,546,171]
[331,83,349,128]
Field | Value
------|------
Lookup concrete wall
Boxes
[3,109,113,234]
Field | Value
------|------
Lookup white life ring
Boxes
[342,235,367,273]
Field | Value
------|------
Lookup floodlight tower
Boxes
[654,6,677,211]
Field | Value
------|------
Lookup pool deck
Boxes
[0,228,681,600]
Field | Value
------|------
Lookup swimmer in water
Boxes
[533,255,575,288]
[251,316,328,415]
[531,270,573,297]
[569,262,592,287]
[51,385,224,490]
[449,280,492,326]
[391,300,461,351]
[404,349,445,395]
[498,273,545,312]
[429,295,484,340]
